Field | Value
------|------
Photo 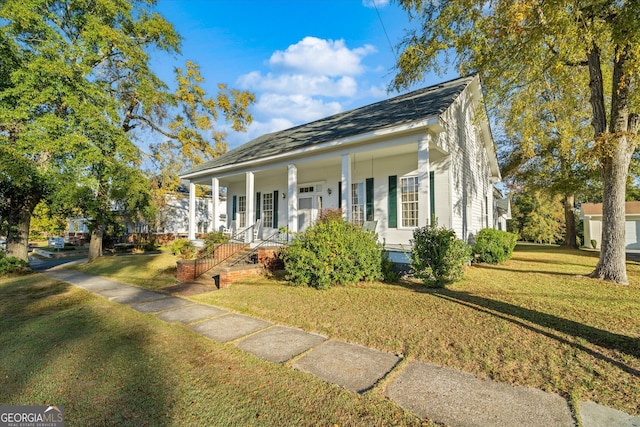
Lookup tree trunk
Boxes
[561,193,577,248]
[591,149,632,283]
[88,222,104,262]
[6,204,32,262]
[588,45,636,284]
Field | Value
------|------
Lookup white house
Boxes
[180,75,503,249]
[580,201,640,249]
[65,188,226,244]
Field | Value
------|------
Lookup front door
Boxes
[298,196,314,232]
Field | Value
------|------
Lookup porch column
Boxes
[341,154,352,221]
[287,164,298,233]
[245,171,255,243]
[211,177,219,233]
[418,133,431,227]
[188,181,196,240]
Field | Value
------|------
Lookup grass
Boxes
[37,244,640,417]
[70,251,179,290]
[188,244,640,417]
[0,273,429,426]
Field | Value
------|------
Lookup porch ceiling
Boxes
[189,142,447,186]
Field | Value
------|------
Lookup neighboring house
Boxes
[580,201,640,249]
[494,187,511,231]
[152,189,226,237]
[65,188,226,244]
[179,75,503,252]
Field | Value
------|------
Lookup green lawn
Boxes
[56,245,640,416]
[71,251,179,290]
[190,245,640,417]
[0,273,427,426]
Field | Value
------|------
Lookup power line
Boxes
[371,0,399,64]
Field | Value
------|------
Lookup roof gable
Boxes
[181,75,476,177]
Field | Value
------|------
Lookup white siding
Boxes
[437,85,493,242]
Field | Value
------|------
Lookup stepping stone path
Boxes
[293,340,400,393]
[238,326,326,363]
[44,266,640,427]
[386,361,574,427]
[191,313,272,342]
[156,304,227,324]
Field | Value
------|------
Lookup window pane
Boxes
[263,193,273,228]
[351,182,364,226]
[238,196,246,228]
[400,177,419,227]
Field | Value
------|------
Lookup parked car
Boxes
[0,238,6,251]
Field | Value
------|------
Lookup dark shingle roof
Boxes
[181,75,474,177]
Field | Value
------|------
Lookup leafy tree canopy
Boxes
[0,0,254,261]
[393,0,640,283]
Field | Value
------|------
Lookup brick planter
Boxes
[257,246,285,271]
[176,245,286,285]
[176,259,197,283]
[218,265,265,288]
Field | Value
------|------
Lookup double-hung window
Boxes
[238,195,246,228]
[263,193,273,228]
[401,176,419,228]
[351,182,365,226]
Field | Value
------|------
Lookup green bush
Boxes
[472,228,518,264]
[0,253,30,276]
[410,224,471,287]
[283,215,382,289]
[171,238,195,260]
[381,250,399,283]
[201,231,229,256]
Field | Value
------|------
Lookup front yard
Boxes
[64,245,640,416]
[0,274,425,426]
[190,244,639,416]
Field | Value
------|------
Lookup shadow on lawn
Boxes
[432,289,640,377]
[0,274,173,426]
[473,264,584,276]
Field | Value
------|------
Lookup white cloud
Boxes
[362,0,389,7]
[238,72,357,97]
[268,36,376,77]
[255,93,343,124]
[366,84,388,100]
[233,36,383,138]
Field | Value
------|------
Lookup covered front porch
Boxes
[184,130,453,248]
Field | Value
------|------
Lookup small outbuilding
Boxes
[580,201,640,249]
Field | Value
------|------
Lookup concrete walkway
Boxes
[42,266,639,427]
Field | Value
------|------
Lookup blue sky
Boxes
[152,0,458,150]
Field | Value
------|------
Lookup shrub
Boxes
[410,224,471,287]
[472,228,518,264]
[283,216,382,289]
[171,238,195,260]
[0,253,30,276]
[201,231,229,256]
[381,250,399,283]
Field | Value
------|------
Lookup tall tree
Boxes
[393,0,640,284]
[0,0,254,262]
[499,71,595,247]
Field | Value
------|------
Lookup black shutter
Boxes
[273,191,279,228]
[256,192,261,220]
[388,176,397,228]
[429,171,435,222]
[232,195,237,221]
[366,178,374,221]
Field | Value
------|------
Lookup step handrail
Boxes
[193,225,255,279]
